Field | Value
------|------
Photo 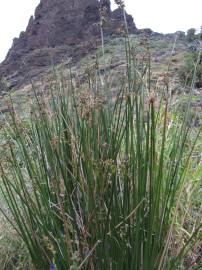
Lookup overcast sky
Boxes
[0,0,201,62]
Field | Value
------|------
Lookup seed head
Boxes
[149,92,155,104]
[114,0,125,8]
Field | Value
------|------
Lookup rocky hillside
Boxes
[0,0,201,115]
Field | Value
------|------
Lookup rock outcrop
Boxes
[0,0,137,90]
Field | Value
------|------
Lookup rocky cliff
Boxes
[0,0,137,90]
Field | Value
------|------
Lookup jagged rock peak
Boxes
[0,0,137,90]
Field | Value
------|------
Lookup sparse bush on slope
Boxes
[186,28,197,42]
[179,50,202,88]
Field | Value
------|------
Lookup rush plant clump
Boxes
[0,1,201,269]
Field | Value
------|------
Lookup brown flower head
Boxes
[114,0,125,8]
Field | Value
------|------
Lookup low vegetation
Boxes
[179,50,202,88]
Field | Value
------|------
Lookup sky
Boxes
[0,0,201,62]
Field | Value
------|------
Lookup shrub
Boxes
[179,51,202,88]
[186,28,197,42]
